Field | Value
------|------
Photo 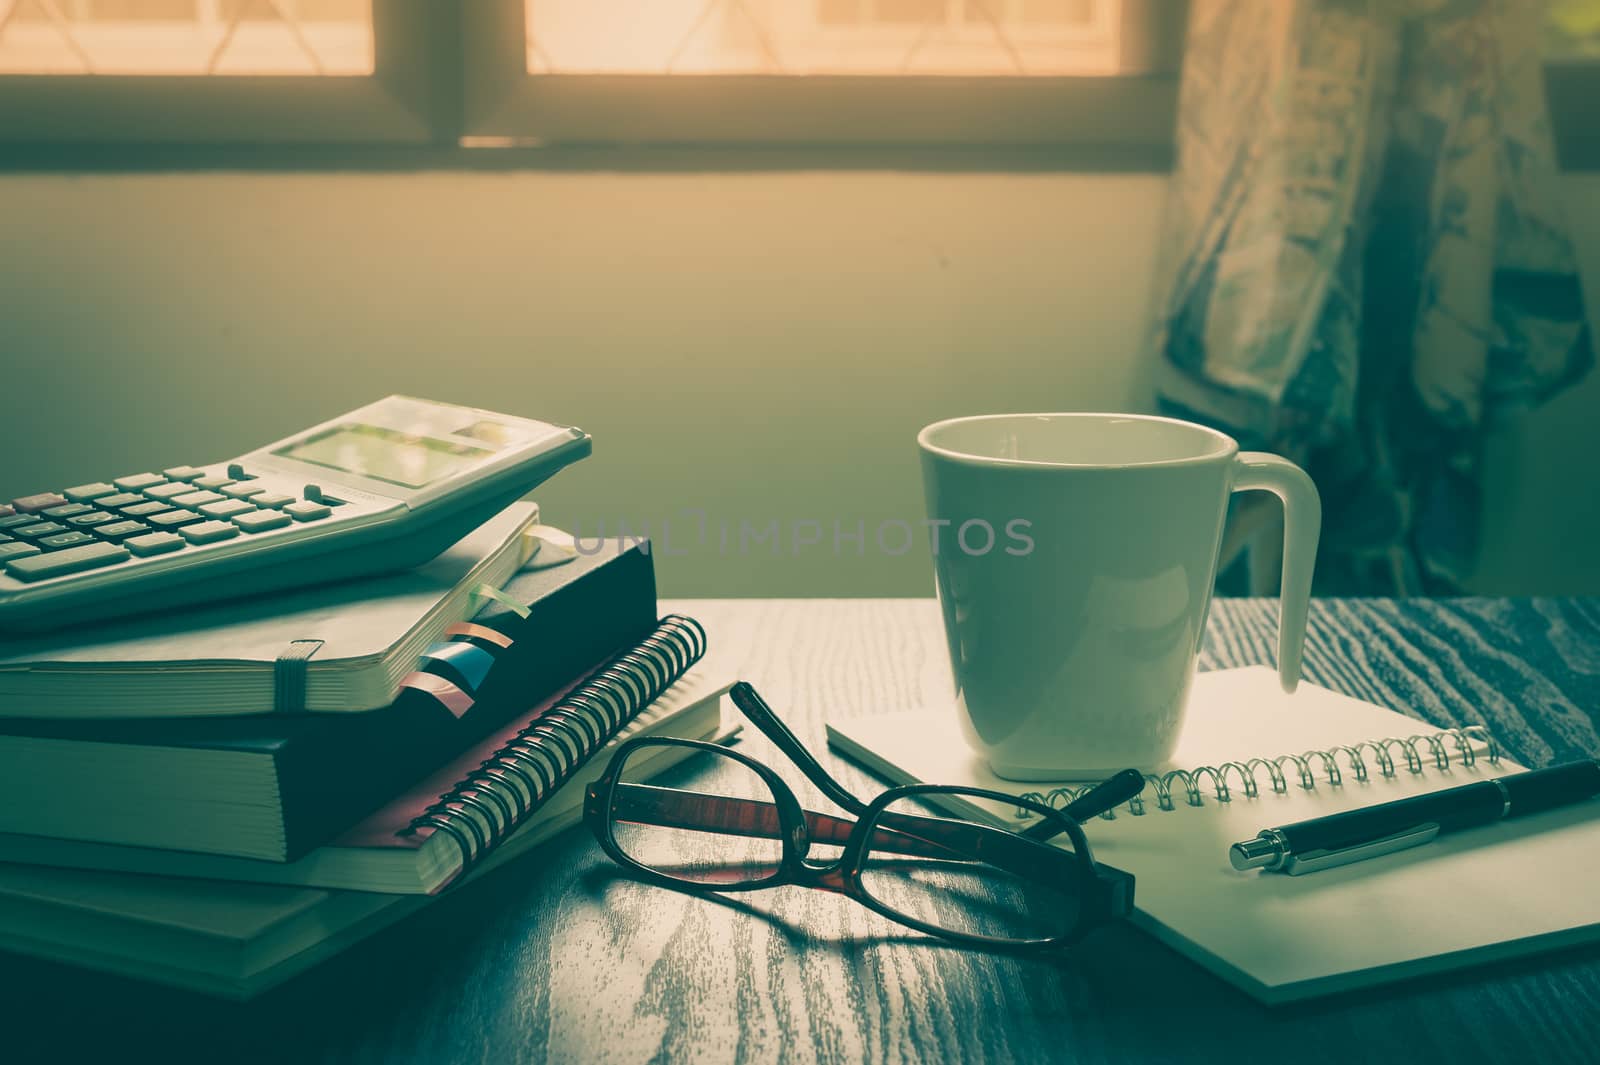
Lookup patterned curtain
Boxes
[1153,0,1593,595]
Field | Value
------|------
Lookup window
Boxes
[1548,0,1600,56]
[1546,0,1600,168]
[0,1,447,144]
[523,0,1124,75]
[0,0,373,75]
[0,0,1592,167]
[460,0,1179,150]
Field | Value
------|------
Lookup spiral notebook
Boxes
[0,616,717,896]
[827,667,1600,1005]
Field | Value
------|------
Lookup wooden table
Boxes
[6,598,1600,1064]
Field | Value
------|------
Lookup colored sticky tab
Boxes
[521,526,579,572]
[418,639,497,693]
[443,621,515,649]
[470,581,531,619]
[399,671,476,719]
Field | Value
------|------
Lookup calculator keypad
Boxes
[4,464,359,583]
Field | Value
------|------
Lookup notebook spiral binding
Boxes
[1016,724,1502,821]
[402,614,707,876]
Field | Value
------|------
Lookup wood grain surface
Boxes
[4,598,1599,1065]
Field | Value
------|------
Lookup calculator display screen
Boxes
[276,424,494,489]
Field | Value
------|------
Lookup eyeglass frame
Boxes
[583,680,1142,951]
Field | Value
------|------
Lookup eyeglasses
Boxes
[584,681,1144,950]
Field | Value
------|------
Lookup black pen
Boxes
[1229,759,1600,875]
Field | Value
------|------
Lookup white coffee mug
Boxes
[918,413,1321,779]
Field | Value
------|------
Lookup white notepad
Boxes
[827,667,1600,1004]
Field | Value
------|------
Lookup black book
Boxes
[0,540,656,862]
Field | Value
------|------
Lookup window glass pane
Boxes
[525,0,1122,75]
[1548,0,1600,57]
[0,0,373,75]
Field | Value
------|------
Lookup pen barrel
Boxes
[1502,761,1600,818]
[1275,782,1507,854]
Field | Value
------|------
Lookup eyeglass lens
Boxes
[856,792,1082,941]
[608,742,786,887]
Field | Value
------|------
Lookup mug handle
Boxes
[1231,453,1322,692]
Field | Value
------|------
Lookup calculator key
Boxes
[221,483,267,499]
[0,532,9,542]
[250,493,296,509]
[94,520,151,542]
[232,509,291,533]
[199,499,255,519]
[12,493,68,514]
[6,541,129,581]
[0,542,41,562]
[284,501,332,522]
[0,505,12,518]
[226,463,255,481]
[16,522,67,539]
[193,475,235,490]
[163,466,207,482]
[67,511,117,528]
[180,521,240,545]
[96,493,145,510]
[114,474,166,491]
[124,532,185,557]
[118,500,170,517]
[0,515,36,532]
[147,510,202,529]
[144,482,195,501]
[42,503,92,519]
[63,483,118,503]
[173,490,225,508]
[39,531,96,550]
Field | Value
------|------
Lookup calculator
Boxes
[0,396,591,633]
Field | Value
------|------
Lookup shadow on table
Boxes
[6,834,1600,1065]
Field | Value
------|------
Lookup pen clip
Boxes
[1281,823,1441,875]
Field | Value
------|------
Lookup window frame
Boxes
[458,0,1181,153]
[0,0,455,144]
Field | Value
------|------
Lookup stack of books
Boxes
[0,502,731,998]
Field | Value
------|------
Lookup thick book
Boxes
[0,538,658,862]
[0,503,544,719]
[827,667,1600,1006]
[0,626,728,895]
[0,669,734,999]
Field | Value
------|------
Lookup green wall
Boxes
[2,169,1596,596]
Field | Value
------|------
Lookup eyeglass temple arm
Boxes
[1020,769,1147,842]
[610,784,1081,880]
[729,681,873,817]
